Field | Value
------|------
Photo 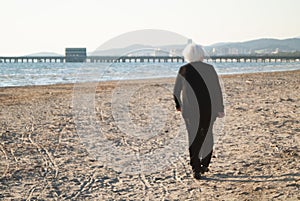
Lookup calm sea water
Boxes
[0,61,299,87]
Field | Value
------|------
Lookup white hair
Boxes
[182,43,205,63]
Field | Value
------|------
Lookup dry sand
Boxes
[0,70,299,200]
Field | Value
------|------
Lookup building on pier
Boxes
[65,48,87,62]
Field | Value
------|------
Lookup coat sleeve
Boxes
[173,67,184,109]
[211,68,224,113]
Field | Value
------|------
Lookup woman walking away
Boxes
[173,44,225,180]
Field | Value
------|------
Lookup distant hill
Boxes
[25,52,63,57]
[205,38,300,55]
[90,44,186,56]
[21,37,300,57]
[90,44,152,56]
[90,37,300,56]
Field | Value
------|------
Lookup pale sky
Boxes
[0,0,299,56]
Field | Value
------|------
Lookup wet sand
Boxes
[0,70,299,200]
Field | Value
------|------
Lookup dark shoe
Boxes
[200,166,209,174]
[193,171,201,180]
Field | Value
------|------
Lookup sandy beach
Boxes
[0,70,299,200]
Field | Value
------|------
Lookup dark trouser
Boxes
[185,114,214,172]
[189,133,213,172]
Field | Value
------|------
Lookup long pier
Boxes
[0,55,300,63]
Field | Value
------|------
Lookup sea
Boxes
[0,61,300,87]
